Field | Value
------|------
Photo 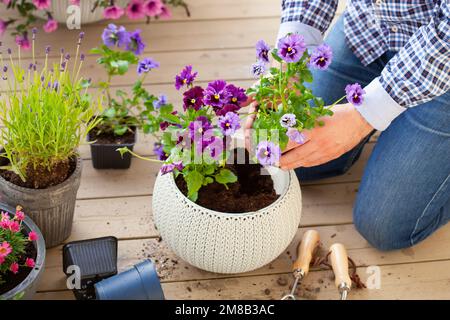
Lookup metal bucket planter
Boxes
[0,204,46,300]
[152,168,302,274]
[33,0,129,24]
[0,158,82,248]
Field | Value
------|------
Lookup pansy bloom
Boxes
[203,80,231,108]
[345,83,366,106]
[277,34,306,63]
[183,86,204,111]
[309,44,333,70]
[256,141,281,167]
[225,84,247,106]
[137,57,159,74]
[153,94,167,109]
[286,128,306,145]
[280,113,296,128]
[175,65,197,90]
[256,40,270,63]
[218,112,241,136]
[153,143,168,161]
[102,24,130,48]
[127,29,146,55]
[251,61,266,78]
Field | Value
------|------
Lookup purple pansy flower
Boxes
[215,104,240,116]
[183,86,204,111]
[204,80,231,108]
[286,128,306,145]
[175,65,197,90]
[345,83,366,106]
[256,141,281,167]
[153,143,168,161]
[204,136,224,160]
[309,44,333,70]
[188,116,213,140]
[225,84,247,106]
[218,112,241,136]
[126,29,146,55]
[251,61,266,78]
[160,163,175,175]
[280,113,296,128]
[137,57,159,74]
[255,39,270,63]
[277,34,306,63]
[101,24,130,48]
[153,94,167,109]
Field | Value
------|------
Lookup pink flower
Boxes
[1,0,11,5]
[0,256,4,265]
[25,258,35,268]
[144,0,163,17]
[1,212,10,222]
[32,0,51,10]
[15,34,31,50]
[103,5,125,19]
[15,210,25,221]
[0,220,9,229]
[126,0,146,19]
[0,241,12,258]
[69,0,80,5]
[10,262,19,274]
[28,231,38,241]
[159,5,172,19]
[0,19,7,37]
[43,19,58,33]
[8,220,20,233]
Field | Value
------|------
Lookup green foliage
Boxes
[0,43,100,181]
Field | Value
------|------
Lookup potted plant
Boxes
[117,65,299,274]
[89,23,169,169]
[0,205,45,300]
[0,29,100,247]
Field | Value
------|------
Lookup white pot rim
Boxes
[164,167,293,217]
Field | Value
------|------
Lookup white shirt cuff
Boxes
[277,22,323,49]
[355,78,406,131]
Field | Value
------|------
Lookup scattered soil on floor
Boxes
[0,240,37,295]
[176,149,279,213]
[0,157,76,189]
[88,125,135,145]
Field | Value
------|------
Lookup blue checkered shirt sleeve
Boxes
[379,1,450,108]
[280,0,338,33]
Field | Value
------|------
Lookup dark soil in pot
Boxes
[0,157,76,189]
[175,150,279,213]
[0,241,37,295]
[88,125,136,145]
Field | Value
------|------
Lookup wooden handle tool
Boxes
[329,243,352,300]
[293,230,320,277]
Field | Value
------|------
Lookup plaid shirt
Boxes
[279,0,450,130]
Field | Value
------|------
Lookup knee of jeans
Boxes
[353,201,410,251]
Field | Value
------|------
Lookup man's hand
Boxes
[280,103,373,169]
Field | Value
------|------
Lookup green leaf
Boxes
[103,107,116,118]
[160,113,180,124]
[271,49,282,63]
[114,126,128,136]
[116,147,130,158]
[215,169,237,185]
[185,170,204,202]
[203,176,214,186]
[116,60,129,75]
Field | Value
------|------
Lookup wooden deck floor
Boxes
[1,0,449,300]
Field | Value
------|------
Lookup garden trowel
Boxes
[329,243,352,300]
[281,229,320,300]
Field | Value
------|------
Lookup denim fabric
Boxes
[295,17,450,250]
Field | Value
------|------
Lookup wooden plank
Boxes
[37,223,450,292]
[35,256,450,300]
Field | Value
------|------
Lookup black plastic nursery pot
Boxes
[0,156,82,248]
[0,204,46,300]
[88,128,137,170]
[63,237,118,300]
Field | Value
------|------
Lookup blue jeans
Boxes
[297,17,450,251]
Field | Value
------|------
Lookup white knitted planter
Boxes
[33,0,128,24]
[152,167,302,274]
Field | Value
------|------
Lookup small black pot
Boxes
[88,129,136,170]
[62,236,118,300]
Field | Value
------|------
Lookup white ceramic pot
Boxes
[152,167,302,274]
[33,0,128,24]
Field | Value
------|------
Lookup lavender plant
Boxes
[0,29,100,185]
[119,65,247,201]
[91,24,170,140]
[248,35,365,166]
